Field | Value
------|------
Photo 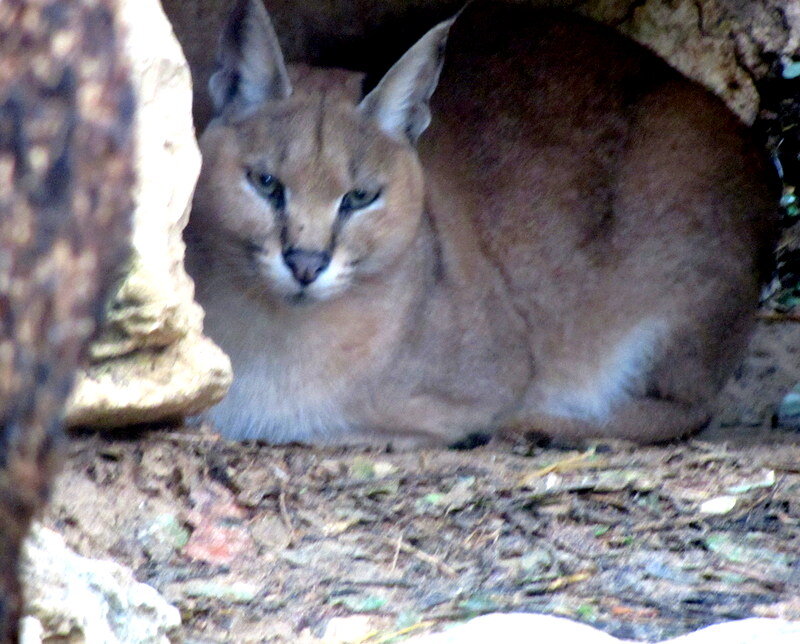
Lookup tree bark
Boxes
[0,1,134,640]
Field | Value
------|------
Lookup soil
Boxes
[47,321,800,643]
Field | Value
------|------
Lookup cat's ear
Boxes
[209,0,292,118]
[359,17,454,144]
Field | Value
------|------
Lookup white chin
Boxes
[261,281,344,305]
[259,254,350,303]
[292,282,346,303]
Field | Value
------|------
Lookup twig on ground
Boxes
[379,534,457,577]
[278,485,295,543]
[518,449,607,487]
[390,533,402,572]
[340,578,414,588]
[545,570,593,591]
[718,563,788,591]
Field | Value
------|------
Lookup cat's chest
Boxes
[209,301,358,392]
[231,339,347,408]
[204,289,388,394]
[202,299,361,441]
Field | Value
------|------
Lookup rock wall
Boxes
[65,0,232,430]
[0,0,135,639]
[161,0,800,130]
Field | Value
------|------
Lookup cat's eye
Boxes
[247,169,286,210]
[339,188,382,215]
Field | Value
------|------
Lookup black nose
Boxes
[282,248,331,286]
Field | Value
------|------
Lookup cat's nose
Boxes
[282,248,331,286]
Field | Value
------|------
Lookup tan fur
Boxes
[185,0,776,447]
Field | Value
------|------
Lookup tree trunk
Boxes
[0,1,134,640]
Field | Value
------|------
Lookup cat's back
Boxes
[420,1,775,314]
[420,2,667,187]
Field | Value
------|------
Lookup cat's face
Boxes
[195,90,424,304]
[188,0,451,305]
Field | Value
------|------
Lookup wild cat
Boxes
[185,0,776,448]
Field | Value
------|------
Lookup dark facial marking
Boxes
[314,92,326,161]
[246,168,286,210]
[339,187,382,216]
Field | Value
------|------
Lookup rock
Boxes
[65,0,232,429]
[19,617,45,644]
[608,0,759,123]
[699,496,738,515]
[407,614,800,644]
[322,616,375,643]
[409,613,621,643]
[21,525,181,643]
[137,514,191,562]
[248,514,293,551]
[665,618,800,644]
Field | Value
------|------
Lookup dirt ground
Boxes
[46,321,800,643]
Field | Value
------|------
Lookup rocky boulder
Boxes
[65,0,232,430]
[20,526,181,644]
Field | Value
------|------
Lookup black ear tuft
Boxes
[209,0,292,118]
